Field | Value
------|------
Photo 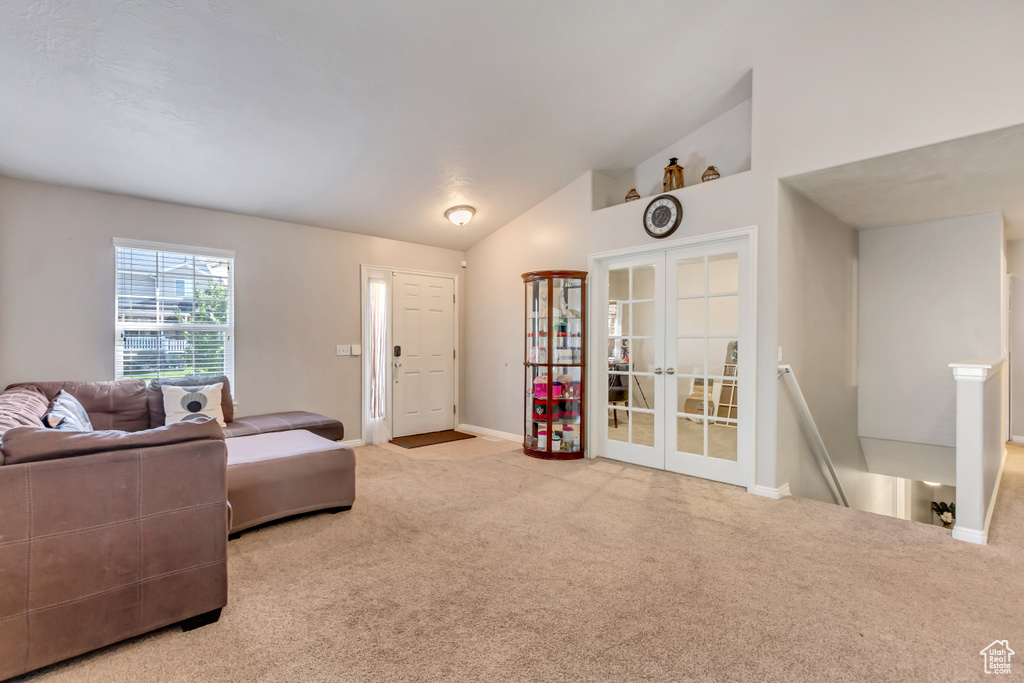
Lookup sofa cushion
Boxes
[0,417,225,465]
[43,390,94,432]
[5,380,150,432]
[222,412,344,441]
[0,386,49,436]
[148,375,234,427]
[161,382,227,427]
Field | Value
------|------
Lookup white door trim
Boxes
[586,226,758,491]
[360,265,461,442]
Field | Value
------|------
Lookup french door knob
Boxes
[666,368,675,375]
[654,368,663,375]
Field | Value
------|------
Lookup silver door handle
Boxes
[394,362,402,368]
[654,368,663,375]
[666,368,675,375]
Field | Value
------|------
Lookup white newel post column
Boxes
[949,360,1007,545]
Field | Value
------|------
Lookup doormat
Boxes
[390,430,476,449]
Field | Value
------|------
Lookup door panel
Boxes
[392,272,455,437]
[601,256,665,469]
[599,237,752,488]
[665,241,749,486]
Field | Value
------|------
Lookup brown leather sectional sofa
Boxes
[0,376,355,680]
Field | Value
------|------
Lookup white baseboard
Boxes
[952,526,988,544]
[749,483,791,499]
[953,445,1007,545]
[340,438,364,448]
[457,423,521,443]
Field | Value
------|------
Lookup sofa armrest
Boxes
[0,432,228,679]
[0,417,224,465]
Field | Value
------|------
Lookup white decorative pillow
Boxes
[161,382,226,427]
[43,390,95,432]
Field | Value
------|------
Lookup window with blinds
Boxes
[115,240,234,384]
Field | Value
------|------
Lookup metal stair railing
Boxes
[778,365,849,507]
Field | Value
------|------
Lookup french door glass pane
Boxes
[631,411,655,446]
[708,422,738,460]
[609,269,629,300]
[633,265,656,300]
[630,338,656,373]
[708,295,738,336]
[677,298,705,336]
[609,301,629,336]
[708,253,738,293]
[632,301,656,337]
[608,408,629,442]
[632,375,655,411]
[677,258,704,297]
[677,338,705,376]
[708,338,733,375]
[677,416,704,455]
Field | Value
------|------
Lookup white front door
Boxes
[391,272,455,437]
[599,237,753,487]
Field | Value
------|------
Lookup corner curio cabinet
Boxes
[523,270,587,459]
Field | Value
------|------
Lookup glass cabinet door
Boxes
[523,271,587,460]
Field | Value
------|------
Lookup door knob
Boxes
[666,368,675,375]
[654,368,663,375]
[394,362,402,368]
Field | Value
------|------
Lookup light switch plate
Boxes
[350,344,361,356]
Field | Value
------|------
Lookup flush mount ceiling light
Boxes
[445,205,475,226]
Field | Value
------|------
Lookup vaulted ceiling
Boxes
[0,1,852,249]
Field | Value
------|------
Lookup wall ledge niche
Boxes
[593,71,752,212]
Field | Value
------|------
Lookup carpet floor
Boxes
[19,441,1024,682]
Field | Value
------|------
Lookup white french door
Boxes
[602,253,666,469]
[391,272,455,438]
[600,236,753,487]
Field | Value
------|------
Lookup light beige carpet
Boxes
[18,443,1024,682]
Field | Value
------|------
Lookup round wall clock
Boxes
[643,194,683,239]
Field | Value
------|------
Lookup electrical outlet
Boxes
[337,345,351,356]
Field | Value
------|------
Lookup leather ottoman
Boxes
[226,430,355,536]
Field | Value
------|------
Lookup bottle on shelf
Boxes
[562,425,576,450]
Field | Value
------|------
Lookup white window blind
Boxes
[115,240,234,384]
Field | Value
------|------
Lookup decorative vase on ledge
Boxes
[702,165,721,182]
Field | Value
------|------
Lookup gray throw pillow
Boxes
[43,390,94,432]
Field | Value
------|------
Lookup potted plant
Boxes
[931,501,955,529]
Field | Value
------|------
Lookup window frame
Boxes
[113,238,236,384]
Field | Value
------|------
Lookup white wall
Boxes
[0,176,466,441]
[600,99,752,209]
[858,213,1004,447]
[1007,239,1024,440]
[776,185,895,513]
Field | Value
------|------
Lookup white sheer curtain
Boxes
[366,277,391,444]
